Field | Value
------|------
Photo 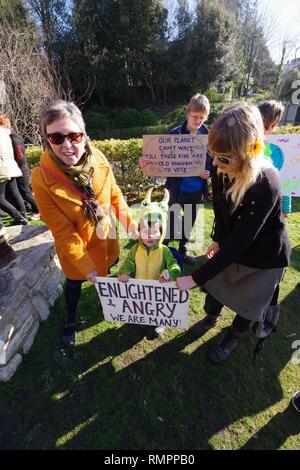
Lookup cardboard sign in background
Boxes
[142,134,208,177]
[266,134,300,196]
[96,277,189,329]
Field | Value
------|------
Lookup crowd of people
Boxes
[0,96,298,412]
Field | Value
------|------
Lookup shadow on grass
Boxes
[0,280,299,450]
[240,402,300,450]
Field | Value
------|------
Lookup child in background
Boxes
[118,188,181,336]
[258,101,292,217]
[140,93,212,263]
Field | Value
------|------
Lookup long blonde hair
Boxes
[208,102,273,210]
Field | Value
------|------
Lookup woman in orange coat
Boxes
[32,100,138,347]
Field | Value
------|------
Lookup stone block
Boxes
[0,354,22,382]
[32,295,50,321]
[4,316,33,364]
[22,322,39,354]
[25,264,48,288]
[13,302,34,330]
[48,284,64,306]
[49,254,61,271]
[43,270,65,303]
[30,268,50,296]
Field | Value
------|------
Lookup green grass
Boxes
[0,200,300,450]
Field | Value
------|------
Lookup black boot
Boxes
[62,322,76,348]
[12,214,29,225]
[209,330,239,364]
[190,314,219,338]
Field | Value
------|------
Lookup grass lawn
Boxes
[0,199,300,450]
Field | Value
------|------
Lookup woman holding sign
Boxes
[176,102,291,364]
[32,100,138,348]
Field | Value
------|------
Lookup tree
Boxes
[69,0,167,107]
[0,10,63,143]
[228,0,277,95]
[190,0,242,91]
[25,0,70,66]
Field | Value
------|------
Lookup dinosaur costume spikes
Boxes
[139,188,170,245]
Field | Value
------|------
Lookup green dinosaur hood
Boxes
[138,187,170,249]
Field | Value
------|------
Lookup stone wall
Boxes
[0,225,65,381]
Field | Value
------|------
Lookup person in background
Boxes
[176,102,291,364]
[0,125,28,225]
[140,94,212,264]
[258,101,291,217]
[32,100,138,348]
[0,116,40,220]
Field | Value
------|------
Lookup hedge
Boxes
[26,139,158,199]
[26,125,300,198]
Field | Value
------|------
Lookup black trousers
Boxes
[64,278,84,325]
[164,189,203,254]
[16,175,38,213]
[203,285,280,335]
[0,178,26,218]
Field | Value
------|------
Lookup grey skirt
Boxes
[204,263,284,322]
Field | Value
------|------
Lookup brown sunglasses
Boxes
[47,132,84,145]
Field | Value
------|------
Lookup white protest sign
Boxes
[96,277,189,329]
[265,134,300,196]
[142,134,207,177]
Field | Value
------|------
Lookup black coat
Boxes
[10,132,30,178]
[192,165,291,286]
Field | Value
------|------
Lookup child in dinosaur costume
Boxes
[118,187,181,335]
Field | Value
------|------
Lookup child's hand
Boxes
[200,170,210,179]
[159,270,171,283]
[139,156,150,168]
[118,274,130,283]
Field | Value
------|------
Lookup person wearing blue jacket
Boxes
[141,94,212,263]
[165,100,212,262]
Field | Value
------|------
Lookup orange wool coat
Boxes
[31,147,133,280]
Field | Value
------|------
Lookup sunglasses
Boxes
[214,155,234,165]
[47,132,84,145]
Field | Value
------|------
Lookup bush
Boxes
[274,126,300,134]
[95,123,172,140]
[162,105,186,126]
[26,125,300,200]
[138,108,157,126]
[116,108,141,128]
[26,139,159,199]
[84,110,109,138]
[26,146,43,168]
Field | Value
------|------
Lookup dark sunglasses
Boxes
[215,155,233,165]
[47,132,84,145]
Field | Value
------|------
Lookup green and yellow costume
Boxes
[118,188,181,281]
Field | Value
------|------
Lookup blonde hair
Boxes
[208,102,272,210]
[187,93,210,115]
[0,115,11,129]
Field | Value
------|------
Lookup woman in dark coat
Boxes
[176,102,291,364]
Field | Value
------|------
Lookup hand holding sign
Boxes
[142,134,208,177]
